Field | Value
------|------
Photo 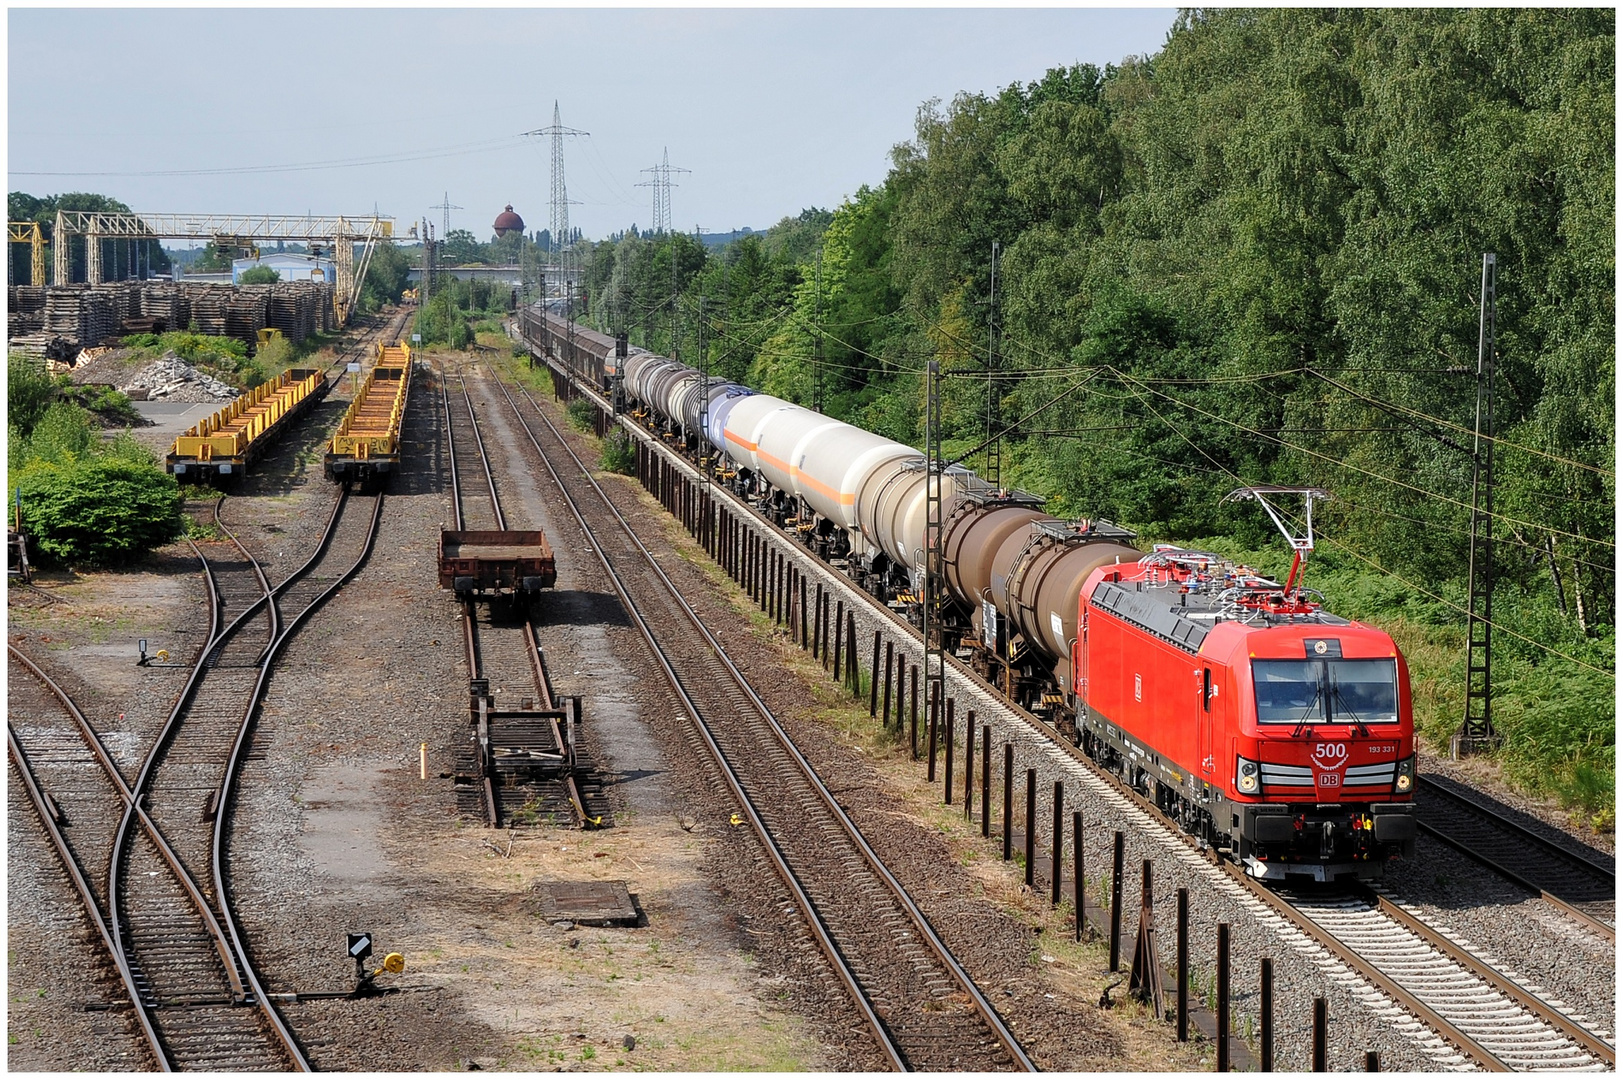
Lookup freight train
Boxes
[325,341,414,489]
[520,309,1417,881]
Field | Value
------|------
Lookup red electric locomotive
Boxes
[1072,488,1417,881]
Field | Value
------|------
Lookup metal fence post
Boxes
[926,683,939,781]
[1110,831,1124,972]
[1177,888,1188,1042]
[832,600,845,681]
[882,641,894,727]
[1312,998,1327,1072]
[909,665,919,758]
[964,710,975,816]
[868,631,881,715]
[943,698,955,804]
[982,726,992,837]
[1261,957,1273,1071]
[1073,811,1084,941]
[1023,769,1036,888]
[1218,923,1230,1072]
[1050,781,1063,905]
[1002,744,1013,860]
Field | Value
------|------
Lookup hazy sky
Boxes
[9,7,1176,242]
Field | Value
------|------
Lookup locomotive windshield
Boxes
[1252,659,1399,725]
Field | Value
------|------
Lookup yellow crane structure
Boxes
[50,211,393,327]
[8,221,46,286]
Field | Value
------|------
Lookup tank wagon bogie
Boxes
[519,309,1417,882]
[166,367,329,484]
[325,341,414,489]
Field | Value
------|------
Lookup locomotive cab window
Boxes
[1252,659,1398,725]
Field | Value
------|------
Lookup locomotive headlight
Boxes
[1236,756,1260,794]
[1395,755,1416,793]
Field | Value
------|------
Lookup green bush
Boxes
[254,335,295,375]
[58,383,142,428]
[239,265,280,285]
[565,397,597,432]
[9,353,57,434]
[18,456,184,566]
[600,429,636,475]
[22,402,98,465]
[413,292,473,349]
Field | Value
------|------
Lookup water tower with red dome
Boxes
[493,205,525,238]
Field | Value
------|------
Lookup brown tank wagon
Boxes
[437,529,556,597]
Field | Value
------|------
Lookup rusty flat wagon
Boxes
[325,341,413,488]
[438,529,557,597]
[166,367,329,483]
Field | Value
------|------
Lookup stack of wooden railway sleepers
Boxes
[137,284,189,335]
[324,341,413,487]
[316,281,337,331]
[265,282,319,342]
[43,285,118,350]
[108,281,142,326]
[7,286,47,334]
[227,287,270,346]
[164,366,330,484]
[183,283,230,335]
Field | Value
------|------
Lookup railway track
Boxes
[22,485,383,1070]
[8,649,165,1069]
[1414,775,1615,941]
[526,339,1613,1073]
[441,362,600,829]
[7,307,408,1071]
[488,364,1034,1072]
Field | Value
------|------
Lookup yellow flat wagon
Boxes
[324,342,413,489]
[166,367,329,483]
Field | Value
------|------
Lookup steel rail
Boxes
[442,361,570,827]
[107,497,311,1070]
[1359,885,1615,1065]
[528,334,1610,1074]
[210,485,385,1058]
[1220,862,1512,1071]
[488,376,901,1070]
[495,369,1036,1072]
[461,374,505,528]
[1418,819,1616,944]
[6,654,171,1071]
[1415,777,1614,942]
[108,498,276,1008]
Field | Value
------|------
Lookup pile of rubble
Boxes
[119,353,239,403]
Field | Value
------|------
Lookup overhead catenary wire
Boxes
[1108,366,1612,549]
[1304,367,1614,479]
[1107,374,1614,677]
[13,135,524,178]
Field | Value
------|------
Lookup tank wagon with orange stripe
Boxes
[324,341,414,489]
[524,308,1418,881]
[166,368,329,484]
